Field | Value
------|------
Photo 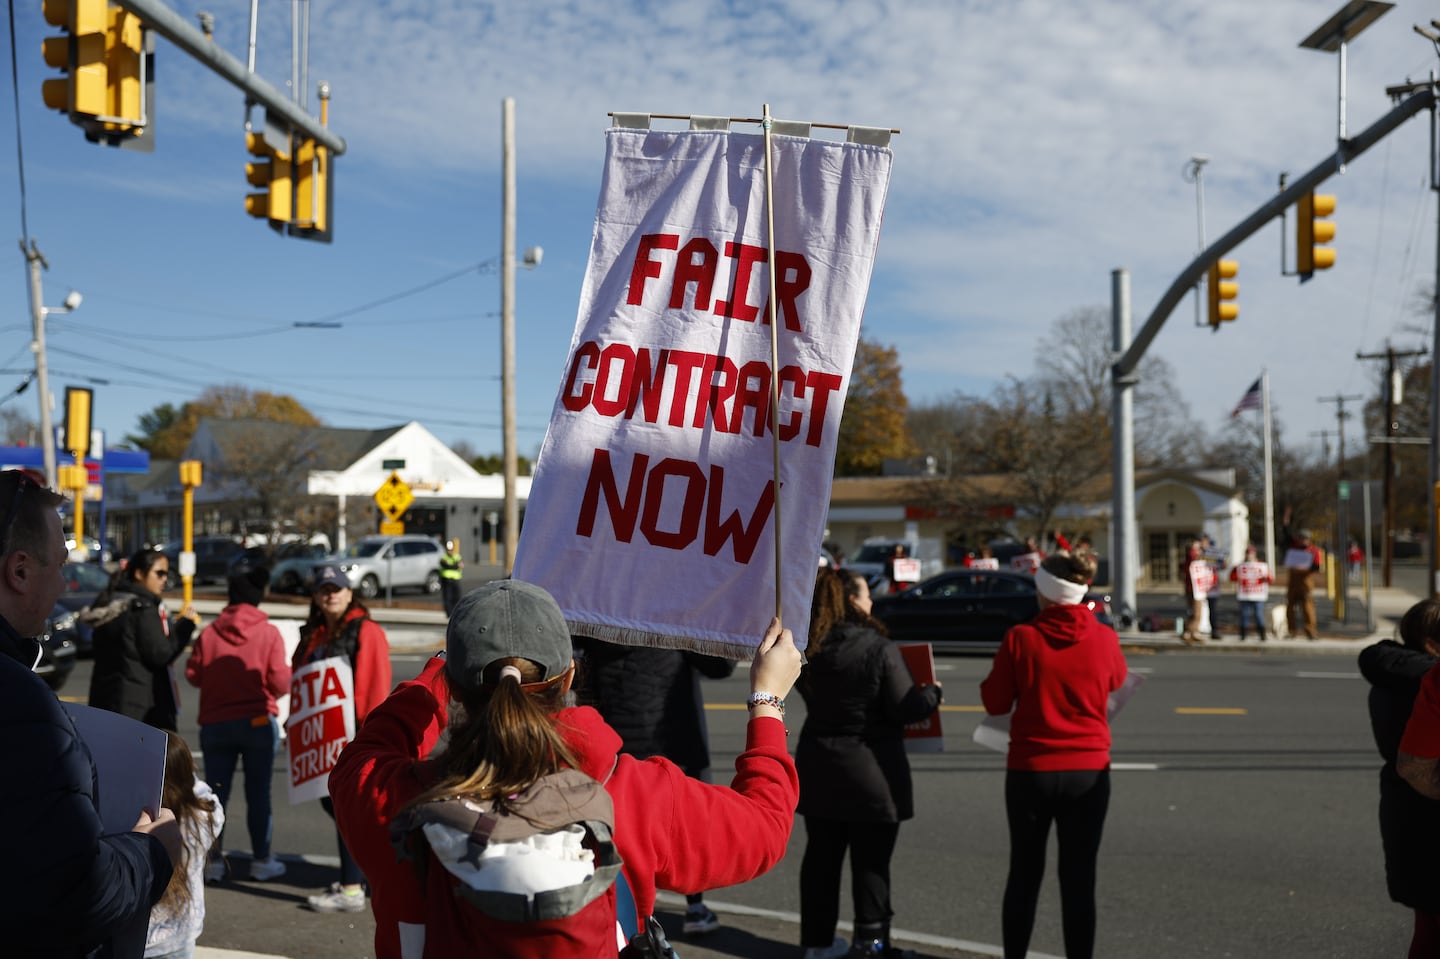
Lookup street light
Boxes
[1182,155,1209,326]
[33,285,83,489]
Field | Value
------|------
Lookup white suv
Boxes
[336,535,443,599]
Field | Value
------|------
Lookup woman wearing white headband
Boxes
[980,550,1127,959]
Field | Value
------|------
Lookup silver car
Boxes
[336,535,443,599]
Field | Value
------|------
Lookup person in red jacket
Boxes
[292,563,392,913]
[980,550,1128,959]
[329,579,803,959]
[185,558,292,882]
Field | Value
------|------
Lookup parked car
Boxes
[159,535,244,587]
[266,541,335,594]
[335,534,443,599]
[35,602,81,690]
[58,561,112,657]
[64,532,111,564]
[871,568,1113,652]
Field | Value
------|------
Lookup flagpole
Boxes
[1262,369,1276,572]
[761,103,784,623]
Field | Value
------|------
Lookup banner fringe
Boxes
[567,619,756,662]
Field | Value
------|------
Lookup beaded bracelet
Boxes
[746,691,785,715]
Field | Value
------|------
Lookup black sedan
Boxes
[57,561,112,657]
[35,603,80,690]
[871,568,1113,652]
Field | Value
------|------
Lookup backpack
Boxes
[389,767,624,923]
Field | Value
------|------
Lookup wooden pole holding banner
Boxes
[761,103,784,623]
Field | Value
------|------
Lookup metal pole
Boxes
[1432,148,1440,597]
[300,0,310,111]
[1110,268,1136,625]
[501,98,519,576]
[290,0,299,104]
[24,246,56,488]
[112,0,345,153]
[1363,477,1375,632]
[246,0,257,72]
[1385,345,1396,586]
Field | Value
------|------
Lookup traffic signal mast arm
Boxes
[109,0,344,156]
[1113,84,1434,379]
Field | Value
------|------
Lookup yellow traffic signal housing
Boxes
[41,0,108,119]
[1208,259,1239,327]
[245,130,293,226]
[1297,191,1336,279]
[289,137,333,242]
[42,0,151,148]
[178,460,203,487]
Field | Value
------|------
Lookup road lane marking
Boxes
[1297,671,1359,679]
[1175,707,1247,715]
[197,949,292,959]
[1113,763,1161,770]
[653,891,1062,959]
[940,705,985,712]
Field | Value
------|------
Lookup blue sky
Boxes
[2,0,1437,465]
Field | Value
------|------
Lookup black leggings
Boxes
[799,816,901,948]
[1002,767,1111,959]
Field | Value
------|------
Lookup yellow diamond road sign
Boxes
[374,471,414,521]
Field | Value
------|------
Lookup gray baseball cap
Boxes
[445,580,572,691]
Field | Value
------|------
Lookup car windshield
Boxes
[62,563,112,592]
[343,541,387,558]
[853,544,897,563]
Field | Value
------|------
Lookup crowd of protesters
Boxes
[15,464,1440,958]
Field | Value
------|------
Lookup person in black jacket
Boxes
[573,635,736,935]
[83,548,199,731]
[797,567,943,959]
[0,469,181,958]
[1358,598,1440,955]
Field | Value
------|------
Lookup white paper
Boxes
[62,702,167,834]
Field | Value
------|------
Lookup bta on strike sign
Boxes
[286,656,355,804]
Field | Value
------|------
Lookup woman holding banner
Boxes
[329,579,804,959]
[797,568,942,959]
[980,550,1127,959]
[291,563,392,913]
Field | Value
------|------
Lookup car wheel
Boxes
[358,574,380,600]
[424,570,442,594]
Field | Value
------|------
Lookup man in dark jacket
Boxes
[0,470,181,958]
[573,637,735,935]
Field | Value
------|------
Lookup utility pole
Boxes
[1317,394,1363,477]
[22,243,56,488]
[1357,343,1426,585]
[500,97,518,575]
[1311,429,1335,464]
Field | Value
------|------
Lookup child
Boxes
[146,734,225,959]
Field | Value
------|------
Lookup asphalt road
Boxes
[58,638,1406,959]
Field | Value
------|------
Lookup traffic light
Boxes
[245,128,292,228]
[1297,191,1336,280]
[41,0,108,120]
[1207,259,1238,327]
[42,0,151,148]
[289,137,333,243]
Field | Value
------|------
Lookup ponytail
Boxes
[404,657,579,814]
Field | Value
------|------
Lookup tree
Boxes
[0,407,36,445]
[208,421,341,542]
[129,386,321,459]
[834,337,916,476]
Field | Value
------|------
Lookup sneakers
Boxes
[306,882,367,913]
[203,858,226,884]
[248,855,287,881]
[682,904,720,935]
[803,937,850,959]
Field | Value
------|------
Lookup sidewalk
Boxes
[1115,583,1416,652]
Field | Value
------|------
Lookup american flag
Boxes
[1231,378,1262,418]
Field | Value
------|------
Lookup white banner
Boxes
[515,127,892,657]
[285,656,355,805]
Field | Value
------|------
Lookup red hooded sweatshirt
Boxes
[980,603,1128,771]
[185,603,292,725]
[330,655,798,959]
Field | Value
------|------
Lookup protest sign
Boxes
[286,656,355,805]
[1188,560,1216,596]
[891,557,921,584]
[515,126,892,657]
[897,643,943,753]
